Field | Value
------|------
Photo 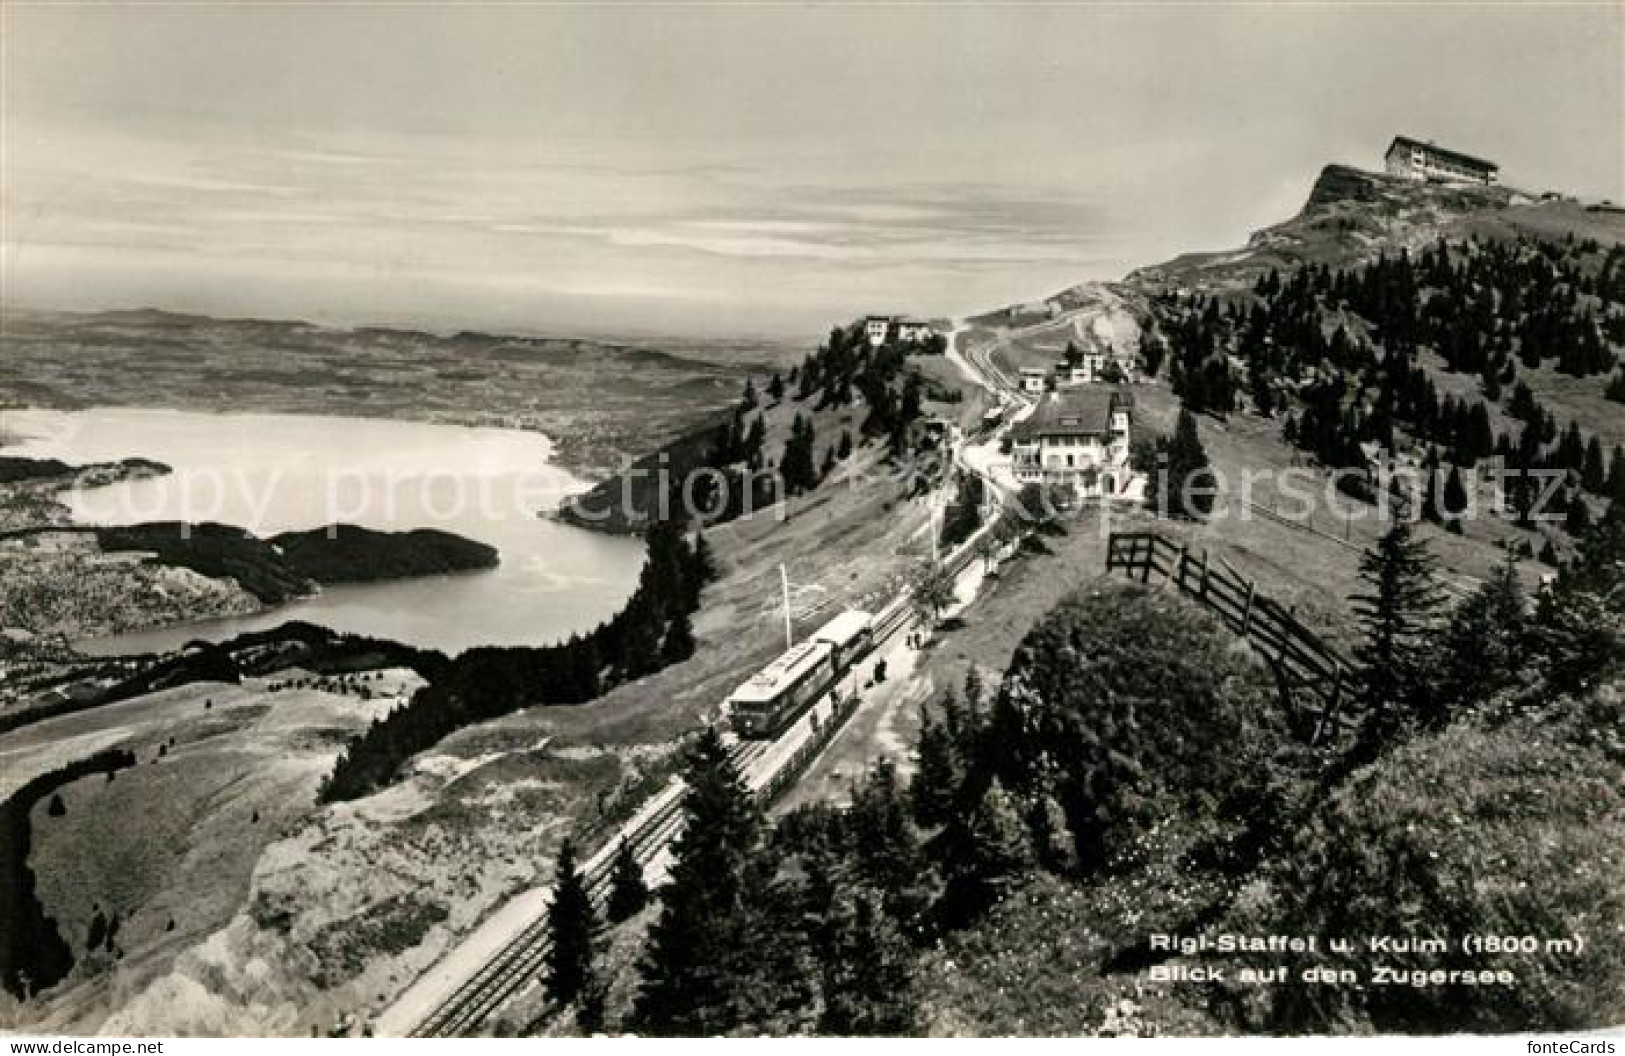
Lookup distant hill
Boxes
[96,521,498,604]
[1124,163,1622,296]
[0,308,767,481]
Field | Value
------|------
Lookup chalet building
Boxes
[1018,367,1049,395]
[864,315,892,346]
[1384,136,1499,186]
[863,314,937,346]
[1009,389,1133,498]
[1053,349,1107,387]
[897,318,934,343]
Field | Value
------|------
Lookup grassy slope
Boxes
[1,671,417,1029]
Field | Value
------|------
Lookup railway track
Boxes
[410,737,761,1037]
[402,590,940,1037]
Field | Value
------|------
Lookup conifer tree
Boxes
[633,728,768,1035]
[1531,501,1625,696]
[1349,522,1446,759]
[1443,464,1470,520]
[1565,494,1593,536]
[1159,408,1216,519]
[606,840,649,924]
[1430,547,1527,722]
[940,778,1034,924]
[817,884,918,1035]
[1582,436,1607,494]
[660,609,695,663]
[911,704,959,828]
[544,839,597,1009]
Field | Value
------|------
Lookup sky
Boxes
[3,3,1621,342]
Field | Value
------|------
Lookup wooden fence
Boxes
[1105,531,1350,746]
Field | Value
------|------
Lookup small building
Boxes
[1018,368,1049,395]
[1384,136,1498,186]
[863,314,936,346]
[1008,389,1133,498]
[863,315,892,346]
[1053,349,1107,387]
[896,317,935,343]
[913,415,957,449]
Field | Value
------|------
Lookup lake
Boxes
[2,407,646,656]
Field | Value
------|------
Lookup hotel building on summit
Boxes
[1384,136,1499,186]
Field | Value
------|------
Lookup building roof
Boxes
[1387,136,1498,173]
[1010,389,1129,441]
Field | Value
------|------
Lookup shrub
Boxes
[1232,712,1625,1033]
[981,584,1287,873]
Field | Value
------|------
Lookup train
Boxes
[726,609,875,738]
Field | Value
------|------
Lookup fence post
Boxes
[1314,666,1345,747]
[1142,538,1153,584]
[1175,544,1188,591]
[1241,580,1256,638]
[1200,549,1210,601]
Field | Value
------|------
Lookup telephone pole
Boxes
[780,562,793,650]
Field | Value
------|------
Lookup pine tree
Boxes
[661,609,695,663]
[1565,494,1593,536]
[940,778,1034,924]
[1443,464,1469,520]
[544,838,597,1009]
[1026,788,1076,873]
[781,414,819,494]
[1557,421,1586,472]
[1349,522,1446,759]
[1430,547,1527,721]
[767,371,785,401]
[606,840,649,924]
[1168,408,1216,518]
[1420,465,1442,523]
[911,703,958,827]
[817,884,918,1035]
[1532,501,1625,695]
[744,416,766,470]
[1582,436,1607,494]
[633,728,768,1035]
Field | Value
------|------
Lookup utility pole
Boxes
[780,562,793,650]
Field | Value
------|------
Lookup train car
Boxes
[811,609,873,670]
[727,608,874,739]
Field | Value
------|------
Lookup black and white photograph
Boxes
[1,1,1621,1044]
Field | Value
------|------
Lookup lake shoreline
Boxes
[0,407,647,656]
